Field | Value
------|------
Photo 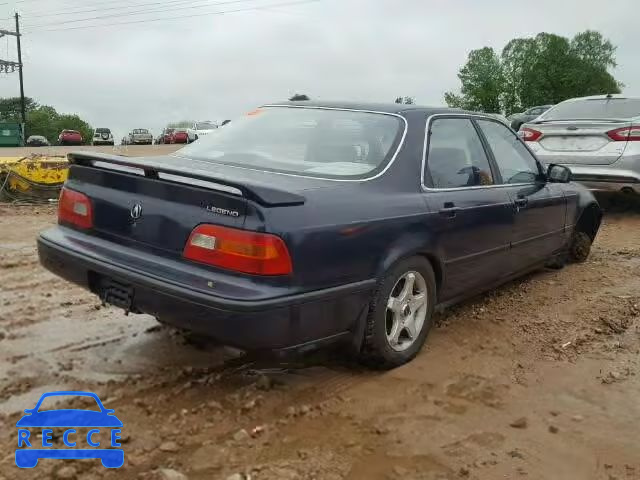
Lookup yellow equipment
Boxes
[0,155,68,202]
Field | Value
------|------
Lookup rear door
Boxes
[421,116,516,302]
[475,118,567,270]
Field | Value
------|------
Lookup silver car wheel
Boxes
[385,271,428,352]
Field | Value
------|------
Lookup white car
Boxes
[92,127,114,146]
[187,121,217,143]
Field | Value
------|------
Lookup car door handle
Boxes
[439,206,461,218]
[514,197,528,207]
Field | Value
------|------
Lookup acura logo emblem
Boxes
[130,203,143,220]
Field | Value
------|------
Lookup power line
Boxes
[27,0,318,33]
[23,0,228,19]
[26,0,262,27]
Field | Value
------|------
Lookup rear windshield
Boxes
[540,98,640,121]
[176,107,404,179]
[95,128,111,133]
[133,129,149,134]
[196,122,215,130]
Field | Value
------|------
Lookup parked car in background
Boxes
[483,113,511,126]
[156,128,175,144]
[92,128,115,146]
[128,128,153,145]
[38,101,602,369]
[26,135,51,147]
[170,128,189,144]
[58,130,83,146]
[509,105,553,131]
[187,121,217,143]
[520,94,640,194]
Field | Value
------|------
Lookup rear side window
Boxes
[476,120,540,184]
[425,118,494,189]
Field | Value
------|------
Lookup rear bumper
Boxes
[92,140,114,145]
[563,165,640,194]
[37,229,373,351]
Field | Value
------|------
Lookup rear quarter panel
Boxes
[252,183,433,291]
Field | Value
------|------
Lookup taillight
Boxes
[607,126,640,142]
[183,224,292,275]
[519,127,542,142]
[58,187,93,229]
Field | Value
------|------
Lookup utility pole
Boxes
[0,14,25,142]
[15,13,25,130]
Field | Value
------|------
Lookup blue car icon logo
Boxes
[15,391,124,469]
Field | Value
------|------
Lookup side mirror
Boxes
[547,164,571,183]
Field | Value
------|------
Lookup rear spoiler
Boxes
[67,152,305,207]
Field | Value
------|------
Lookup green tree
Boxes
[25,106,59,143]
[445,47,504,113]
[0,97,39,121]
[445,30,622,116]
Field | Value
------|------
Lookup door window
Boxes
[425,118,494,188]
[476,119,540,184]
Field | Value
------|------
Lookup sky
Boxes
[0,0,638,142]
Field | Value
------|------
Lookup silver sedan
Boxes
[520,94,640,194]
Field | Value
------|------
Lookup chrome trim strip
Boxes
[511,226,566,248]
[171,105,408,183]
[158,173,243,196]
[421,113,536,192]
[445,243,510,265]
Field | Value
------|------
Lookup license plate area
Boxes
[98,277,135,312]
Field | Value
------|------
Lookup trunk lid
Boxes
[63,152,318,255]
[526,119,631,165]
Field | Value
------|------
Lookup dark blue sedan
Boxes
[38,101,601,368]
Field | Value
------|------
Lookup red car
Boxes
[58,130,83,146]
[170,129,189,144]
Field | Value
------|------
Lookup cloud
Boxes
[0,0,637,142]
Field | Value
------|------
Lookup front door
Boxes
[475,119,567,270]
[422,116,516,302]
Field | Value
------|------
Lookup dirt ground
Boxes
[0,144,181,158]
[1,203,639,480]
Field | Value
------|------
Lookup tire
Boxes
[360,256,436,369]
[569,230,592,263]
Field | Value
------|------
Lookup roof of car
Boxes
[267,100,466,115]
[562,94,639,102]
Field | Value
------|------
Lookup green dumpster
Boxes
[0,123,23,147]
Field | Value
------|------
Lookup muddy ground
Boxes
[0,144,181,158]
[0,203,639,480]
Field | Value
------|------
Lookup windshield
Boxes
[177,107,403,179]
[540,98,640,121]
[37,395,101,412]
[195,122,215,130]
